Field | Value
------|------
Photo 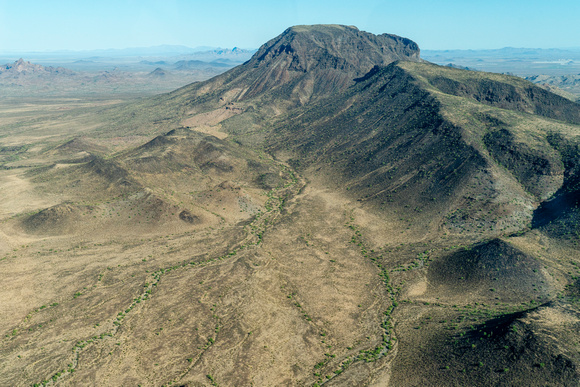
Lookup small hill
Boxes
[148,67,169,77]
[390,301,580,386]
[22,202,83,235]
[55,137,109,156]
[445,63,477,71]
[17,127,287,240]
[428,239,550,302]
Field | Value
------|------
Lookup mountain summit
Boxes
[169,24,421,108]
[240,24,420,98]
[110,24,424,142]
[253,24,420,69]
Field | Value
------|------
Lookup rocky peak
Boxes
[0,58,74,77]
[250,24,420,74]
[219,24,421,102]
[4,58,43,73]
[0,58,74,76]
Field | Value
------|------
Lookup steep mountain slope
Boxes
[267,62,578,234]
[1,25,580,387]
[219,24,420,102]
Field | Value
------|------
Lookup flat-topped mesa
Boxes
[191,24,421,104]
[251,24,420,72]
[241,24,420,100]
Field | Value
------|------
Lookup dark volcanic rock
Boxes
[483,128,564,198]
[238,24,421,100]
[428,239,550,301]
[178,210,201,224]
[171,24,422,109]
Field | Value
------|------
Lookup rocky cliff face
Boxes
[169,24,422,108]
[253,25,420,69]
[239,24,420,99]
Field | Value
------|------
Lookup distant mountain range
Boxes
[0,57,237,97]
[0,45,256,62]
[423,47,580,60]
[423,47,580,78]
[0,57,240,80]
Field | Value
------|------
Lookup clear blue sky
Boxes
[0,0,578,51]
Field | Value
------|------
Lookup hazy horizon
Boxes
[2,44,580,57]
[0,0,578,52]
[0,45,253,57]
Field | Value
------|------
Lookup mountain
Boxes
[1,45,226,58]
[0,58,74,76]
[422,47,580,78]
[0,58,232,98]
[183,24,421,103]
[1,25,580,386]
[423,47,580,61]
[0,46,257,65]
[180,47,256,63]
[140,60,168,66]
[82,24,422,141]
